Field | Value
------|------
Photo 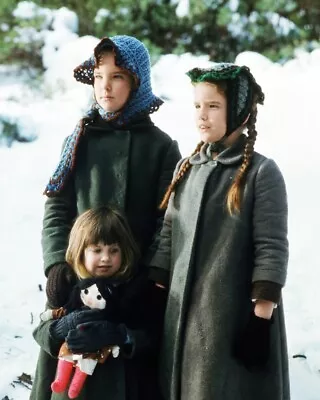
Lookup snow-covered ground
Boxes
[1,5,320,399]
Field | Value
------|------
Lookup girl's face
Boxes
[93,53,132,113]
[194,82,227,143]
[84,242,122,278]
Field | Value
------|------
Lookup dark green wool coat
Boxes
[41,115,181,273]
[147,135,290,400]
[31,116,180,400]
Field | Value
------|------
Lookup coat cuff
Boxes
[148,266,169,287]
[33,320,63,358]
[251,280,283,304]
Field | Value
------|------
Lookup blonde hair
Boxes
[160,83,261,215]
[66,206,139,279]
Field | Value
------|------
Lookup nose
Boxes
[102,76,112,91]
[101,251,110,262]
[196,106,207,121]
[199,111,207,121]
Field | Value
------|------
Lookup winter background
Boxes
[1,2,320,399]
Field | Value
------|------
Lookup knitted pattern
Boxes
[74,35,163,124]
[187,63,264,135]
[44,35,163,197]
[46,263,77,308]
[44,103,117,196]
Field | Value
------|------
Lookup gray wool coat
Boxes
[147,135,290,400]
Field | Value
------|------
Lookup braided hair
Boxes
[160,63,264,215]
[159,141,203,209]
[226,102,258,214]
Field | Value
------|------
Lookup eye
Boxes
[194,104,200,109]
[209,104,219,108]
[113,73,124,79]
[110,247,119,254]
[97,294,102,300]
[94,74,102,79]
[84,289,89,295]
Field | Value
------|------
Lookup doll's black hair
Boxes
[64,277,119,316]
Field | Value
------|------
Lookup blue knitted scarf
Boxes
[43,102,122,196]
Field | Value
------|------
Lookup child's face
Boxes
[194,82,227,143]
[93,53,132,113]
[84,242,122,278]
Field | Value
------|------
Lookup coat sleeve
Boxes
[252,158,289,289]
[122,271,168,359]
[42,139,77,275]
[33,319,63,358]
[146,203,173,286]
[156,140,181,209]
[145,157,185,286]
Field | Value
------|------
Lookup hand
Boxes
[50,309,105,341]
[66,321,128,353]
[46,263,77,308]
[234,311,272,370]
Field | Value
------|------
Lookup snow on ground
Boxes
[1,33,320,399]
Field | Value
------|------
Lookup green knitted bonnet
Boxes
[187,63,264,135]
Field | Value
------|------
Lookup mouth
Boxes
[97,265,112,270]
[199,125,210,130]
[101,96,114,101]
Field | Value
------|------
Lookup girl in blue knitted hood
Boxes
[31,35,180,400]
[44,35,166,196]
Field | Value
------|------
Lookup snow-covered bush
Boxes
[0,111,37,148]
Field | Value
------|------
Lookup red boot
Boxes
[68,367,88,399]
[51,359,74,393]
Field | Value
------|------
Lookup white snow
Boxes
[175,0,190,18]
[1,5,320,398]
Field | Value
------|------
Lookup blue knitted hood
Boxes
[73,35,163,123]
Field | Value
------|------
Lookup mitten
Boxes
[46,263,77,308]
[50,309,105,341]
[66,321,128,353]
[234,311,272,369]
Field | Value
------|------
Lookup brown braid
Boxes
[159,141,204,209]
[225,69,264,215]
[226,105,258,215]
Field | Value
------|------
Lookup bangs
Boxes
[84,218,123,246]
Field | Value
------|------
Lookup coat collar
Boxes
[189,134,246,166]
[89,114,155,132]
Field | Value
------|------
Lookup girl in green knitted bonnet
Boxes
[147,63,290,400]
[31,35,181,400]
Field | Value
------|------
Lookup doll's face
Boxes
[193,82,227,143]
[84,242,122,278]
[80,284,107,309]
[93,53,132,113]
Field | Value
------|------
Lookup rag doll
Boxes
[41,278,120,399]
